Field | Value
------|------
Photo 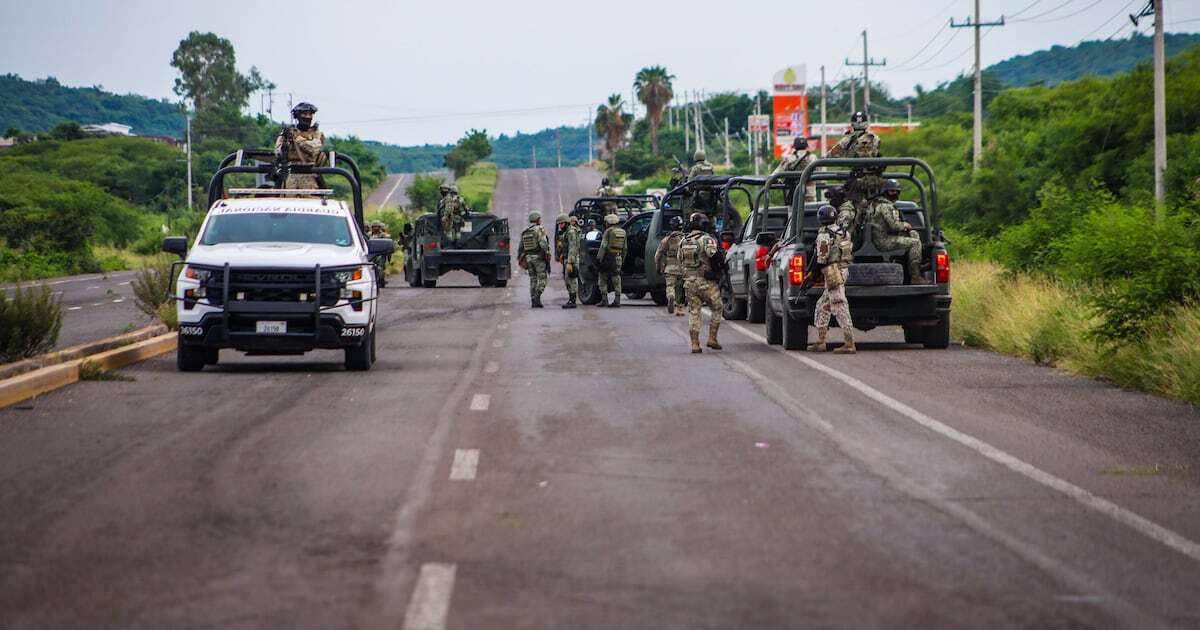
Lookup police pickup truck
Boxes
[162,149,394,371]
[759,157,952,350]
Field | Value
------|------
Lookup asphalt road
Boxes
[2,166,1200,629]
[367,170,454,211]
[2,270,154,350]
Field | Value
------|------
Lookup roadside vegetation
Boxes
[0,285,62,362]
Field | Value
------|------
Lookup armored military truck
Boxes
[759,157,952,350]
[402,211,511,287]
[569,195,674,305]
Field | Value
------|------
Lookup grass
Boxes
[952,260,1200,406]
[455,162,499,211]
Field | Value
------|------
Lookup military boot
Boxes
[690,330,702,354]
[562,296,577,309]
[707,324,722,350]
[597,293,610,307]
[910,264,931,285]
[611,294,621,308]
[532,296,544,308]
[667,296,675,314]
[833,331,857,354]
[807,328,828,352]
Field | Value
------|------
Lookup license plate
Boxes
[256,320,287,334]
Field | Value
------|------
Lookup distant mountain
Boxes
[987,33,1200,87]
[367,126,593,173]
[0,74,184,138]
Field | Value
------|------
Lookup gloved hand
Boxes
[566,262,574,276]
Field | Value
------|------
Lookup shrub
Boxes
[0,284,63,362]
[132,258,177,329]
[406,174,445,214]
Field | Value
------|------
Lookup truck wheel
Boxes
[626,291,647,300]
[722,279,748,321]
[579,278,601,305]
[903,324,925,345]
[650,288,668,306]
[421,274,437,288]
[177,337,206,372]
[495,279,508,288]
[478,272,496,287]
[766,307,783,345]
[345,328,375,371]
[923,314,951,349]
[748,293,766,323]
[782,311,808,350]
[409,267,422,288]
[203,347,220,365]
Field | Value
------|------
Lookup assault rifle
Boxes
[274,125,294,188]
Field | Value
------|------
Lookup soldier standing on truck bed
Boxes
[596,214,627,308]
[773,136,818,202]
[595,177,616,197]
[654,215,687,316]
[830,111,882,205]
[556,214,582,309]
[808,205,857,354]
[518,211,550,308]
[275,102,328,190]
[867,179,928,285]
[678,213,724,353]
[439,183,467,246]
[689,149,715,179]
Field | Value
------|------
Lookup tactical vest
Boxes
[605,227,626,255]
[665,232,683,259]
[678,234,705,270]
[520,226,543,253]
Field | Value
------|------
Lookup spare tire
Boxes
[846,262,904,286]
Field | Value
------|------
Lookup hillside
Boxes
[367,125,592,173]
[988,33,1200,87]
[0,74,184,138]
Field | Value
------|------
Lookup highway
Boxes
[2,270,152,350]
[367,170,454,211]
[2,167,1199,629]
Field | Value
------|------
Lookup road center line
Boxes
[484,361,500,374]
[492,339,504,348]
[449,449,479,480]
[402,563,457,630]
[723,318,1200,564]
[379,173,407,208]
[469,394,490,411]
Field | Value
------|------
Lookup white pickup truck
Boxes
[163,150,394,371]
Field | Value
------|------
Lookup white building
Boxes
[82,122,133,136]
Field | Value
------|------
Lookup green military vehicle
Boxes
[402,211,511,287]
[569,195,673,305]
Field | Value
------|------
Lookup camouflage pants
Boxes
[684,276,722,336]
[599,270,621,296]
[873,232,922,278]
[665,270,684,308]
[285,174,320,190]
[562,261,578,298]
[814,268,852,330]
[525,255,548,299]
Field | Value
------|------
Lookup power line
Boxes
[1009,0,1080,22]
[1007,0,1047,19]
[884,19,954,71]
[894,27,965,71]
[1015,0,1107,24]
[1076,0,1138,44]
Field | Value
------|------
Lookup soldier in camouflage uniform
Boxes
[867,179,928,285]
[595,177,616,197]
[439,183,467,246]
[808,205,857,354]
[825,185,860,251]
[517,211,550,307]
[677,212,724,353]
[275,102,328,190]
[688,149,715,179]
[773,136,818,202]
[596,213,627,308]
[654,215,687,316]
[830,111,883,205]
[556,214,582,309]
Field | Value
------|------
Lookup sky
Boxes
[2,0,1198,146]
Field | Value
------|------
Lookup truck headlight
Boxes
[184,266,212,282]
[334,268,365,284]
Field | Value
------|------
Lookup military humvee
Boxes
[402,211,511,288]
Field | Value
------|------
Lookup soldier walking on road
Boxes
[773,137,818,202]
[677,213,724,353]
[556,214,582,309]
[596,214,626,308]
[688,149,715,179]
[654,216,687,316]
[518,211,550,308]
[274,102,328,190]
[808,205,857,354]
[867,179,927,285]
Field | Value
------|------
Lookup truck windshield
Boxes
[200,213,354,247]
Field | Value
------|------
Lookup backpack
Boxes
[678,234,704,269]
[606,227,626,255]
[520,227,542,253]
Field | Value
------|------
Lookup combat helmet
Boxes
[817,205,837,225]
[850,111,869,132]
[694,149,707,163]
[669,215,684,230]
[448,184,459,194]
[556,213,569,225]
[528,210,542,222]
[793,136,809,150]
[689,212,710,230]
[881,179,902,198]
[604,213,620,226]
[291,102,317,130]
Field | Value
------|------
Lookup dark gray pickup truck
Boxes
[759,157,952,350]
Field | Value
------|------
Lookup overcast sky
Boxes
[2,0,1198,145]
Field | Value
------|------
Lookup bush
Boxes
[132,258,177,329]
[0,284,63,362]
[406,173,445,214]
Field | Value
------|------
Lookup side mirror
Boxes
[402,223,413,236]
[755,232,777,247]
[162,236,188,258]
[368,238,395,257]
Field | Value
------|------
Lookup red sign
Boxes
[772,94,809,158]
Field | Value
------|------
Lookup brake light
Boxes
[721,240,732,250]
[788,254,805,285]
[498,238,510,250]
[426,240,439,250]
[351,290,363,311]
[755,246,769,272]
[936,251,950,283]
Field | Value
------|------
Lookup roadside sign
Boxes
[748,115,771,133]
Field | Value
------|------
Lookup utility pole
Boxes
[185,113,193,211]
[845,30,886,112]
[753,97,761,176]
[820,65,828,157]
[952,2,1005,172]
[1131,0,1167,211]
[532,146,537,169]
[587,107,594,163]
[267,89,273,119]
[684,93,691,154]
[849,78,856,114]
[556,129,562,168]
[907,103,913,127]
[724,117,731,167]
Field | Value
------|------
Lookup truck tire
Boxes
[422,274,437,288]
[903,324,925,345]
[495,279,508,288]
[846,262,904,286]
[345,328,375,371]
[203,347,220,365]
[650,288,668,306]
[782,311,808,350]
[748,292,766,323]
[923,314,951,349]
[579,278,601,305]
[720,280,747,320]
[626,291,647,300]
[408,266,421,288]
[478,271,496,287]
[766,307,783,345]
[177,337,205,372]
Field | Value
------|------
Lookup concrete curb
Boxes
[0,332,176,410]
[0,324,169,381]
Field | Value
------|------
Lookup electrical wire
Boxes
[1007,0,1047,20]
[908,27,996,72]
[884,19,954,72]
[1075,0,1138,44]
[1009,0,1080,22]
[892,27,965,72]
[1016,0,1107,24]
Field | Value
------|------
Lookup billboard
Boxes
[748,114,771,134]
[772,65,808,158]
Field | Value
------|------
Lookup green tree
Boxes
[169,32,271,112]
[443,129,491,177]
[634,66,675,155]
[595,94,632,171]
[47,120,85,141]
[407,174,446,213]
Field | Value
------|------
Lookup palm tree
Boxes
[594,94,632,171]
[634,66,675,155]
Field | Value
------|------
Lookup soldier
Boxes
[439,183,466,246]
[826,186,858,234]
[595,177,616,197]
[829,111,880,158]
[677,212,724,353]
[807,205,857,354]
[274,102,328,190]
[517,211,551,307]
[654,215,687,316]
[595,213,627,308]
[867,179,928,285]
[688,149,715,178]
[559,215,582,309]
[773,136,818,202]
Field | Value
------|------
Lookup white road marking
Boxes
[449,449,479,480]
[492,339,504,348]
[111,298,124,303]
[402,563,457,630]
[484,361,500,374]
[67,306,82,311]
[87,286,100,290]
[497,322,508,330]
[118,281,131,285]
[379,174,407,208]
[91,303,103,307]
[469,394,490,411]
[724,318,1200,564]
